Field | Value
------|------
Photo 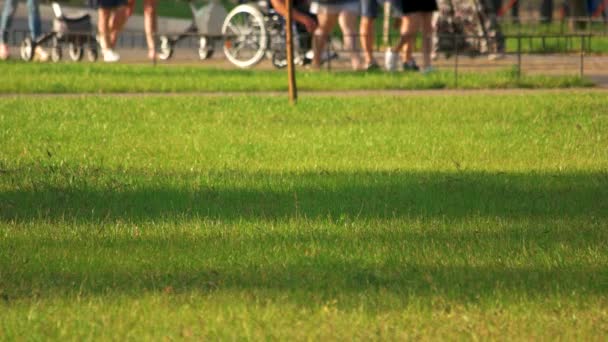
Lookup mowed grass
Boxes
[1,93,607,339]
[0,62,592,94]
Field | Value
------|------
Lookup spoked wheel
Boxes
[158,35,173,60]
[68,42,84,62]
[20,37,34,61]
[198,36,214,60]
[221,4,267,68]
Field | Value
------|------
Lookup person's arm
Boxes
[269,0,317,33]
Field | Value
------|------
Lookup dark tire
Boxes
[198,37,214,60]
[86,48,98,62]
[68,43,84,62]
[158,35,173,60]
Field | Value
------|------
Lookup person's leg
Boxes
[109,6,128,48]
[98,7,111,50]
[359,16,375,66]
[0,0,18,58]
[400,13,418,63]
[98,6,120,61]
[143,0,157,59]
[338,10,360,70]
[419,11,433,70]
[26,0,48,60]
[312,12,337,67]
[25,0,41,41]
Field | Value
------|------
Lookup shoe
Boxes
[33,46,49,62]
[384,50,399,71]
[363,61,380,71]
[421,66,436,75]
[102,48,120,62]
[403,60,420,72]
[488,52,505,61]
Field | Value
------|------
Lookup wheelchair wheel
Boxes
[158,35,173,60]
[198,37,214,60]
[68,43,84,62]
[221,4,267,68]
[20,37,34,61]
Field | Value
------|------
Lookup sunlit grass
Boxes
[0,93,607,339]
[0,62,593,94]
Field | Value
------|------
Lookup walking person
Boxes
[359,0,383,70]
[125,0,158,59]
[385,0,437,72]
[310,0,361,70]
[98,0,129,62]
[0,0,48,60]
[119,0,157,59]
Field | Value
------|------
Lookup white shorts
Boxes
[310,1,360,15]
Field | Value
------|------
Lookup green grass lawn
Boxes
[0,62,593,94]
[1,93,607,339]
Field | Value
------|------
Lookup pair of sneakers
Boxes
[102,48,120,62]
[384,50,420,72]
[384,50,435,73]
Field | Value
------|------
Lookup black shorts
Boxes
[400,0,437,14]
[97,0,127,8]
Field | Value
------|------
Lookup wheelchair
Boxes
[20,2,97,62]
[221,0,311,68]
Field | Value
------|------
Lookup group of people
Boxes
[1,0,436,71]
[271,0,438,72]
[0,0,157,62]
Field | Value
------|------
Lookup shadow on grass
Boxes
[1,168,607,303]
[1,168,607,222]
[2,230,606,303]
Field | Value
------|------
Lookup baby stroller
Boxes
[158,0,227,60]
[20,2,98,62]
[433,0,504,59]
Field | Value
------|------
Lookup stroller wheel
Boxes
[198,37,214,60]
[86,48,98,62]
[20,37,34,61]
[158,35,173,60]
[51,46,62,63]
[68,43,84,62]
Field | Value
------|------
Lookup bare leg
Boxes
[98,7,111,50]
[338,11,360,70]
[396,13,418,63]
[143,0,157,59]
[312,12,337,68]
[419,12,433,69]
[109,6,128,48]
[359,16,375,66]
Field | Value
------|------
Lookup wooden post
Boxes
[286,0,297,104]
